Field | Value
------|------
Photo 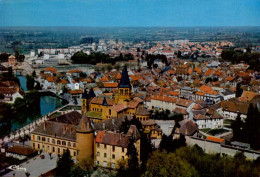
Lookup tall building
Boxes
[115,65,131,103]
[81,88,96,113]
[30,112,141,168]
[30,66,155,168]
[82,66,150,122]
[76,115,94,163]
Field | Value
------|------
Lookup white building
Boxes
[193,114,223,129]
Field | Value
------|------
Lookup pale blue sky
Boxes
[0,0,259,27]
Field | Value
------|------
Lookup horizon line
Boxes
[1,25,260,28]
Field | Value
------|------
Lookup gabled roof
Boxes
[49,111,82,125]
[128,101,139,109]
[194,114,209,120]
[136,106,150,116]
[95,131,130,148]
[103,82,118,88]
[32,121,76,141]
[91,97,114,105]
[44,67,57,73]
[239,91,259,102]
[6,145,37,156]
[173,107,188,115]
[176,99,193,107]
[178,120,198,136]
[111,103,128,112]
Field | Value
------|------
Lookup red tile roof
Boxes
[103,82,118,88]
[206,136,224,143]
[111,103,128,112]
[44,67,57,73]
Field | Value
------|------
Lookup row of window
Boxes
[137,116,149,121]
[119,89,129,95]
[96,143,125,153]
[97,152,119,159]
[92,108,102,112]
[34,135,76,148]
[32,143,76,156]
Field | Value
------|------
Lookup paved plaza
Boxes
[4,153,57,177]
[155,120,175,136]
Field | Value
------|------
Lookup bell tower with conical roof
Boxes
[76,115,94,163]
[101,97,110,120]
[115,66,131,103]
[81,88,96,114]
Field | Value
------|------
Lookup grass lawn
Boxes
[224,125,231,128]
[224,119,234,125]
[199,128,211,133]
[60,105,81,111]
[208,128,229,136]
[86,111,102,119]
[49,112,62,118]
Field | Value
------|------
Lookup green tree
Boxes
[32,70,36,77]
[235,83,243,98]
[8,67,13,77]
[126,138,139,176]
[116,159,128,177]
[78,157,94,176]
[244,104,260,149]
[26,75,35,90]
[106,63,113,72]
[231,113,244,141]
[177,51,182,58]
[114,63,121,71]
[120,117,131,134]
[56,149,73,177]
[34,82,41,90]
[0,102,14,123]
[70,165,89,177]
[205,77,213,84]
[79,72,87,78]
[14,48,19,62]
[143,150,197,177]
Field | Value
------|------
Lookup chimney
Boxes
[70,127,73,134]
[44,121,46,130]
[103,123,105,130]
[63,125,66,134]
[112,119,115,125]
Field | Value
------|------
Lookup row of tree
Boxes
[70,51,135,65]
[145,54,168,69]
[150,109,184,122]
[144,145,260,177]
[13,90,41,120]
[221,49,260,71]
[0,52,25,63]
[26,75,41,91]
[56,143,260,177]
[231,103,260,149]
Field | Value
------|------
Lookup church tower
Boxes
[101,97,110,120]
[81,88,96,114]
[76,115,94,164]
[115,66,131,103]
